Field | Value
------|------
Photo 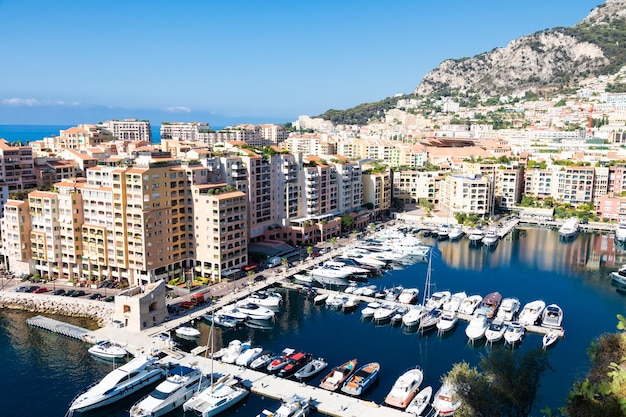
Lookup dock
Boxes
[180,353,411,417]
[26,315,92,340]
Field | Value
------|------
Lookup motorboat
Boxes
[175,326,200,339]
[88,340,129,360]
[235,346,264,367]
[278,352,313,378]
[245,319,275,330]
[459,294,483,315]
[341,296,360,312]
[294,357,328,380]
[436,311,458,333]
[448,226,464,241]
[293,272,314,285]
[221,340,251,364]
[313,293,328,304]
[405,385,433,416]
[384,285,405,301]
[249,350,275,370]
[319,358,357,391]
[558,217,580,239]
[391,306,409,326]
[441,291,467,313]
[384,367,424,409]
[418,308,441,332]
[402,304,427,327]
[353,284,378,297]
[465,313,489,343]
[309,264,352,286]
[372,302,398,324]
[243,290,282,309]
[504,322,526,345]
[341,362,380,396]
[496,297,520,321]
[425,291,451,310]
[542,329,561,350]
[482,228,499,246]
[437,224,450,240]
[485,319,507,344]
[215,305,249,322]
[540,303,563,328]
[68,356,166,413]
[518,300,546,326]
[129,366,209,417]
[322,260,370,277]
[610,264,626,285]
[432,381,462,416]
[360,301,382,319]
[342,249,387,268]
[203,313,238,329]
[397,287,420,304]
[615,220,626,243]
[325,293,347,309]
[344,281,358,293]
[233,302,276,321]
[468,229,484,245]
[182,374,249,417]
[256,394,311,417]
[267,348,297,373]
[476,291,502,319]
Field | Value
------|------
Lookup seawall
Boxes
[0,292,113,326]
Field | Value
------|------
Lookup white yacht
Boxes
[425,290,451,310]
[468,229,484,245]
[541,304,564,328]
[496,297,521,321]
[441,291,467,313]
[504,322,526,345]
[436,224,450,240]
[360,301,382,319]
[242,290,282,308]
[482,228,499,246]
[322,260,370,277]
[459,294,483,315]
[518,300,546,326]
[616,220,626,243]
[182,374,249,417]
[465,313,489,342]
[484,319,507,344]
[309,264,351,286]
[372,302,398,324]
[401,304,427,327]
[558,217,580,239]
[436,311,458,333]
[257,394,311,417]
[432,381,462,416]
[235,346,264,367]
[384,367,424,409]
[88,340,129,360]
[233,302,276,321]
[221,340,251,364]
[397,287,419,304]
[130,366,209,417]
[342,249,387,268]
[448,226,465,241]
[68,356,165,413]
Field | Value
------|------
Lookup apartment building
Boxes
[362,169,392,218]
[0,199,31,275]
[524,168,554,199]
[0,139,37,215]
[334,160,363,213]
[99,119,152,142]
[392,169,440,205]
[56,124,115,151]
[160,122,212,142]
[441,174,491,215]
[555,166,595,206]
[192,183,248,281]
[494,168,524,210]
[596,195,626,221]
[33,158,80,188]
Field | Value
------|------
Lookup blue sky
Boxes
[0,0,603,126]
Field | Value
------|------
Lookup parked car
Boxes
[103,295,115,302]
[254,275,266,283]
[13,286,28,292]
[71,290,86,297]
[33,287,48,293]
[64,290,77,297]
[27,286,40,293]
[89,293,102,300]
[52,289,66,296]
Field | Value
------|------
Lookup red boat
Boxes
[278,352,312,378]
[266,348,296,373]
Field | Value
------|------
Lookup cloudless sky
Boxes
[0,0,603,125]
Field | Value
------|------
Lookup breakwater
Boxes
[0,292,113,326]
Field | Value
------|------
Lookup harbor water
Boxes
[2,227,626,417]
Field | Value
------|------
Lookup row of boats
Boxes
[420,224,501,247]
[203,290,282,329]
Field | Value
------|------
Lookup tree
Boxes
[341,214,355,231]
[447,348,551,417]
[306,246,313,258]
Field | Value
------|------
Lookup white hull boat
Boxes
[611,265,626,285]
[402,304,427,327]
[441,291,467,313]
[432,381,462,416]
[88,340,129,360]
[482,228,499,246]
[384,367,424,409]
[256,394,311,417]
[235,346,263,366]
[68,356,165,413]
[243,290,282,308]
[405,385,432,416]
[518,300,546,326]
[425,291,451,310]
[459,294,483,315]
[130,366,209,417]
[541,303,563,328]
[360,301,381,319]
[183,375,249,417]
[616,220,626,243]
[233,302,276,320]
[496,297,520,321]
[485,319,506,344]
[468,229,484,245]
[504,322,526,345]
[373,302,398,323]
[436,311,458,333]
[448,226,464,241]
[175,326,200,339]
[465,313,489,342]
[397,288,420,304]
[558,217,580,239]
[542,330,560,350]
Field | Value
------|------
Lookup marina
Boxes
[25,315,92,340]
[3,226,626,417]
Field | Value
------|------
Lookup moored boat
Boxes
[504,321,526,345]
[182,374,249,417]
[496,297,520,321]
[541,303,564,328]
[542,329,561,350]
[476,291,502,319]
[88,340,129,360]
[465,312,489,343]
[267,348,296,373]
[278,352,312,378]
[319,358,357,391]
[615,220,626,243]
[256,393,311,417]
[436,311,458,333]
[518,300,546,326]
[459,294,482,315]
[482,228,499,246]
[432,381,462,416]
[68,356,165,413]
[485,319,506,344]
[249,350,275,370]
[341,362,380,396]
[384,367,424,409]
[558,217,580,239]
[402,304,427,327]
[405,385,432,416]
[294,357,328,380]
[175,326,201,339]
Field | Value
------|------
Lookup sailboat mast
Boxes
[422,250,433,306]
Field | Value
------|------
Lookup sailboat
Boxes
[183,316,249,416]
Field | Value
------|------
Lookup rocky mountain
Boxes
[414,0,626,97]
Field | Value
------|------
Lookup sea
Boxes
[0,124,162,144]
[2,227,626,417]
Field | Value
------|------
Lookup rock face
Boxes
[0,292,114,326]
[414,1,626,97]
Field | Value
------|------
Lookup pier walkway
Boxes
[26,315,91,340]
